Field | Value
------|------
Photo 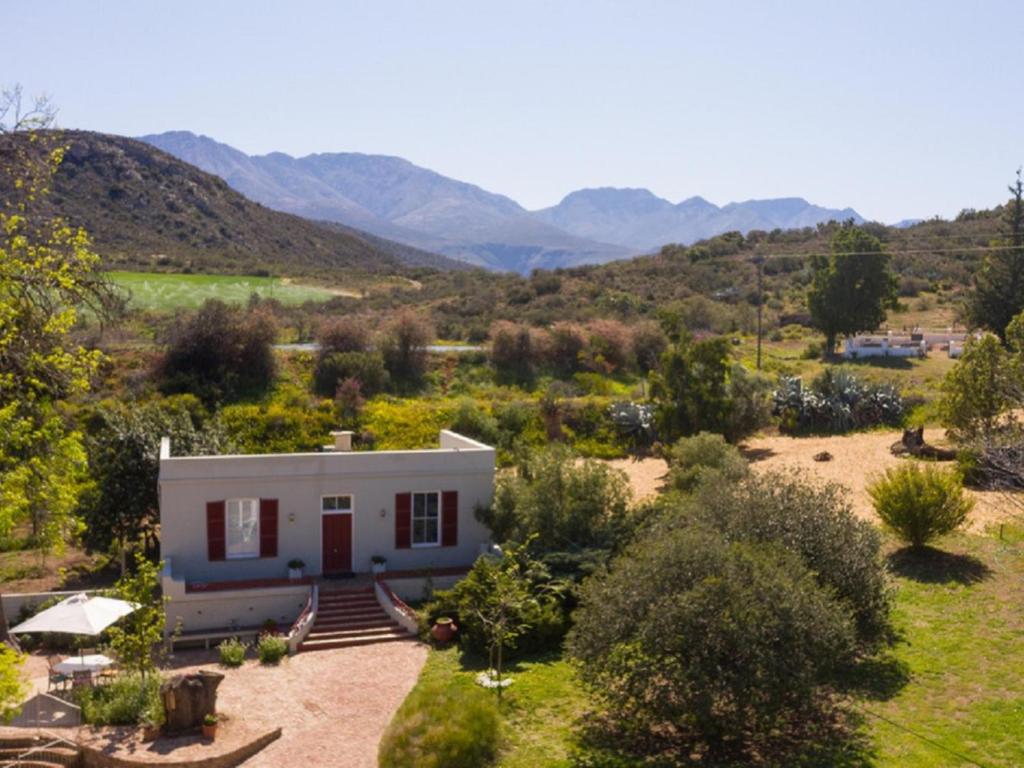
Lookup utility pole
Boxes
[752,256,765,370]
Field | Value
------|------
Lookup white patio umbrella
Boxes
[10,593,138,658]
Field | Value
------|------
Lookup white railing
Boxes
[286,584,318,655]
[374,580,419,635]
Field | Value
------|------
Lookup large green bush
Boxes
[665,431,749,493]
[424,547,569,658]
[313,351,390,398]
[868,463,974,548]
[77,674,163,726]
[378,676,499,768]
[478,444,632,552]
[569,524,856,757]
[677,472,892,647]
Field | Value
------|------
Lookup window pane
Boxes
[425,519,438,543]
[338,495,351,510]
[413,493,425,516]
[426,493,438,518]
[323,497,336,511]
[226,499,259,557]
[413,519,426,544]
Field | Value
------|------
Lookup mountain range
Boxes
[10,130,460,276]
[140,131,864,273]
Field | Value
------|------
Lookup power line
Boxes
[860,707,994,768]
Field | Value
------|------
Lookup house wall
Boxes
[158,431,495,585]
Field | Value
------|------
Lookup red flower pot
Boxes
[431,618,457,644]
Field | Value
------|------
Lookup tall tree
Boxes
[0,86,118,551]
[965,169,1024,339]
[807,224,897,356]
[651,332,733,440]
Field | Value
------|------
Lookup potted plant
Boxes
[370,555,387,575]
[202,713,218,740]
[431,616,458,644]
[287,558,305,580]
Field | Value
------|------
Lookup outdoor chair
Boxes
[71,670,94,690]
[46,656,68,692]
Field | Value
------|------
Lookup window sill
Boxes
[225,553,260,560]
[411,542,441,549]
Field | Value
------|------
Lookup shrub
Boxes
[77,674,163,726]
[448,398,500,445]
[158,300,276,405]
[545,323,586,376]
[666,431,749,493]
[723,363,773,440]
[681,472,892,647]
[424,546,570,658]
[218,637,247,667]
[478,444,632,552]
[489,321,535,383]
[317,315,370,355]
[313,351,390,397]
[257,633,288,665]
[378,676,499,768]
[583,319,632,373]
[629,320,668,373]
[868,463,974,548]
[568,524,856,757]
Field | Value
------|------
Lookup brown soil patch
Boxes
[743,430,1016,530]
[603,457,668,501]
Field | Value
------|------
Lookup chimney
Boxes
[330,430,354,452]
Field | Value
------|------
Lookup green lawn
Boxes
[396,525,1024,767]
[107,271,342,311]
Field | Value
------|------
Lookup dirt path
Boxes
[606,430,1018,531]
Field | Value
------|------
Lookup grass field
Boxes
[108,271,346,311]
[393,525,1024,767]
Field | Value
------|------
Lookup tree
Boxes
[965,169,1024,339]
[0,647,25,723]
[105,553,167,679]
[158,300,277,405]
[0,87,118,552]
[807,223,897,355]
[79,398,228,572]
[651,332,733,440]
[380,310,433,388]
[940,334,1018,441]
[568,524,856,758]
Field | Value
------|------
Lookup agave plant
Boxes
[773,370,903,434]
[608,401,657,455]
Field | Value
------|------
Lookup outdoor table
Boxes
[54,654,114,675]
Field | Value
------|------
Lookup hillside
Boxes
[140,131,630,272]
[5,130,463,276]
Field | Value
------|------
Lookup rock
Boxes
[813,451,833,462]
[160,671,224,734]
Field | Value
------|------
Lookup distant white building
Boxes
[843,332,926,359]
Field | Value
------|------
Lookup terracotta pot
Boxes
[431,618,457,644]
[202,722,217,740]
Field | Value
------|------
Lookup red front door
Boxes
[322,514,352,575]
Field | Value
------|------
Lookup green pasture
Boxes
[107,271,339,311]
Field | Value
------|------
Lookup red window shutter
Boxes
[260,499,279,558]
[442,491,458,547]
[206,501,226,561]
[395,492,411,549]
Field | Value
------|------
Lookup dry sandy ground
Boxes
[606,430,1017,531]
[19,642,427,768]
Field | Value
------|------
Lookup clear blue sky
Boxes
[6,0,1022,222]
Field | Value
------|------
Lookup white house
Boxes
[843,332,926,359]
[158,430,495,651]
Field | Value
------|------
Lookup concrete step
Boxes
[317,600,380,612]
[315,610,387,622]
[307,624,402,642]
[0,746,81,766]
[299,630,414,652]
[312,617,396,633]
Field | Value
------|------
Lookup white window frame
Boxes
[321,494,353,513]
[225,498,260,560]
[411,490,441,548]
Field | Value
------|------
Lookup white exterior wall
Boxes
[158,431,495,585]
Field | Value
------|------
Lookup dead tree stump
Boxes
[160,671,224,733]
[890,427,957,461]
